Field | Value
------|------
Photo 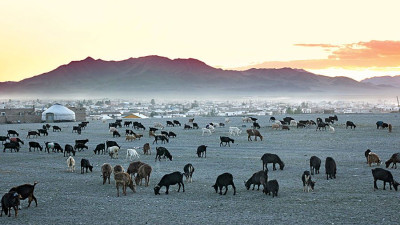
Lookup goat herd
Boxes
[0,114,398,219]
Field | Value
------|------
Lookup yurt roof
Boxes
[42,104,75,115]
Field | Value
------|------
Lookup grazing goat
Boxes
[271,124,280,130]
[126,148,140,161]
[45,142,63,153]
[184,124,192,130]
[108,146,120,159]
[197,145,207,158]
[80,158,93,174]
[7,130,19,137]
[229,127,241,136]
[220,136,234,147]
[202,128,213,136]
[154,171,185,195]
[192,123,199,129]
[125,135,136,142]
[75,139,89,145]
[252,122,261,129]
[168,131,176,138]
[365,149,372,164]
[368,152,381,166]
[261,153,285,171]
[67,156,75,172]
[135,164,152,186]
[127,161,145,178]
[346,121,356,129]
[155,147,173,161]
[74,143,88,152]
[64,144,76,157]
[143,143,151,155]
[213,173,236,195]
[9,181,38,208]
[183,164,195,183]
[94,143,106,155]
[0,136,9,144]
[109,127,118,133]
[166,121,175,127]
[106,140,120,150]
[101,163,112,184]
[37,129,48,136]
[325,157,337,180]
[245,170,267,191]
[113,130,121,138]
[264,179,279,197]
[3,142,20,152]
[376,121,388,129]
[173,120,181,126]
[52,126,62,132]
[0,192,21,218]
[115,172,136,197]
[372,168,399,191]
[246,129,263,141]
[282,125,290,130]
[310,156,321,175]
[385,153,400,169]
[153,135,169,144]
[28,141,42,152]
[302,171,315,192]
[26,131,40,138]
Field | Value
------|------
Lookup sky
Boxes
[1,0,400,82]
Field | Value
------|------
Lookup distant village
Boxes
[0,98,399,124]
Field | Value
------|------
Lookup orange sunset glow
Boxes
[0,0,400,82]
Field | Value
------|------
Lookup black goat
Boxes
[155,147,173,161]
[52,126,62,132]
[372,168,399,191]
[212,173,236,195]
[9,181,38,208]
[325,157,337,180]
[64,144,76,157]
[183,164,195,183]
[154,171,185,195]
[81,159,93,174]
[28,142,42,152]
[74,143,88,152]
[153,135,169,144]
[261,153,285,171]
[264,179,279,197]
[0,192,20,217]
[310,156,321,175]
[94,143,106,155]
[346,121,356,129]
[3,142,20,152]
[7,130,19,137]
[302,171,315,192]
[197,145,207,158]
[245,170,268,191]
[220,136,234,147]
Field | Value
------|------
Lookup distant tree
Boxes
[191,101,199,108]
[151,99,156,105]
[104,100,111,105]
[294,107,302,114]
[286,107,293,114]
[150,111,157,117]
[95,101,103,106]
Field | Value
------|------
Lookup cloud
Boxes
[238,40,400,70]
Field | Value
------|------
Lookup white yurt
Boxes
[42,104,76,122]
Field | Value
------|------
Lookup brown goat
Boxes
[246,129,263,141]
[101,163,112,185]
[113,165,124,175]
[125,135,136,142]
[114,172,136,197]
[143,143,151,155]
[385,153,400,169]
[126,161,145,178]
[368,152,381,167]
[134,133,143,140]
[149,130,155,138]
[135,164,152,186]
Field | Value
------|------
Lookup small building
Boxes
[0,107,41,124]
[42,104,75,123]
[68,107,87,122]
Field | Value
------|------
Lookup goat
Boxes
[325,157,337,180]
[26,131,40,138]
[126,161,145,178]
[108,146,120,159]
[166,121,175,127]
[264,179,279,197]
[115,172,136,197]
[153,135,169,144]
[202,128,212,136]
[368,152,381,166]
[365,149,372,164]
[113,165,125,174]
[302,171,315,192]
[229,127,241,136]
[385,153,400,169]
[372,168,399,191]
[246,129,263,141]
[168,131,176,138]
[271,124,280,130]
[80,158,93,174]
[101,163,113,185]
[261,153,285,171]
[0,192,21,218]
[7,130,19,137]
[52,126,62,132]
[154,171,184,195]
[135,164,152,186]
[126,148,140,161]
[245,170,267,191]
[213,173,236,195]
[125,135,136,142]
[155,147,173,161]
[183,164,195,183]
[113,130,121,138]
[197,145,207,158]
[67,156,75,172]
[346,121,356,129]
[3,142,20,152]
[220,136,234,147]
[64,144,76,157]
[37,129,48,136]
[143,143,151,155]
[9,181,38,208]
[28,141,42,152]
[74,143,88,152]
[310,156,321,175]
[93,143,106,155]
[173,120,181,126]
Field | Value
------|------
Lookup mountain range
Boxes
[0,55,397,99]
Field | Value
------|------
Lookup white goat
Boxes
[67,156,75,172]
[126,148,140,161]
[202,128,212,136]
[109,127,118,133]
[329,125,335,133]
[153,122,164,129]
[229,127,241,136]
[108,146,120,159]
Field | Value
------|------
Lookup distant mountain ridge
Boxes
[361,75,400,87]
[0,55,395,99]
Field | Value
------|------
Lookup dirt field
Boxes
[1,113,399,224]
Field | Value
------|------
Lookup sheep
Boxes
[0,192,21,218]
[183,164,195,183]
[101,163,112,185]
[325,157,337,180]
[154,171,185,195]
[368,152,381,167]
[143,143,151,155]
[108,146,120,159]
[9,181,38,208]
[114,172,136,197]
[213,173,236,195]
[385,153,400,169]
[67,156,75,172]
[135,164,152,186]
[113,165,125,175]
[264,179,279,197]
[197,145,207,158]
[372,168,399,191]
[126,161,145,178]
[245,170,268,191]
[261,153,285,171]
[80,159,93,174]
[302,171,315,192]
[310,156,321,175]
[125,135,136,142]
[126,148,140,161]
